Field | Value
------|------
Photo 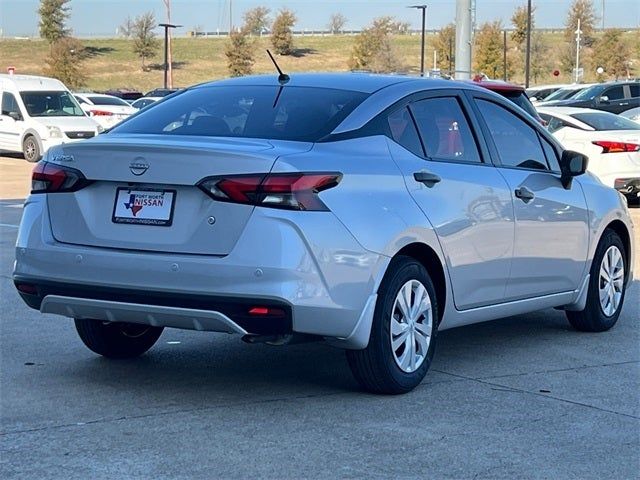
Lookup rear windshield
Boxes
[544,88,581,102]
[20,91,84,117]
[112,85,367,142]
[87,95,130,106]
[498,91,538,118]
[572,112,640,131]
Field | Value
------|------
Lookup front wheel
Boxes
[74,319,163,359]
[346,256,438,394]
[566,229,627,332]
[22,135,41,163]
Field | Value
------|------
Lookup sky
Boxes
[0,0,639,37]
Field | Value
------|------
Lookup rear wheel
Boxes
[22,135,41,163]
[346,256,438,394]
[566,229,627,332]
[74,319,163,358]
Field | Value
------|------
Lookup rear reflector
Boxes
[32,162,91,194]
[16,283,38,294]
[248,306,285,317]
[198,172,341,211]
[592,140,640,154]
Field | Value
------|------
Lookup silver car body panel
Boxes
[13,74,635,349]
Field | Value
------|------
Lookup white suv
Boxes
[0,74,101,162]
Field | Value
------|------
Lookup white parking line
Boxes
[0,223,19,228]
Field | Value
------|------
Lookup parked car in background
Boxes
[540,81,640,114]
[620,107,640,124]
[538,106,640,203]
[526,84,568,103]
[0,74,101,162]
[14,74,634,394]
[74,93,137,129]
[538,83,596,105]
[145,88,180,98]
[131,96,162,110]
[467,78,544,124]
[103,89,144,103]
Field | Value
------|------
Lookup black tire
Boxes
[566,229,627,332]
[74,319,163,359]
[346,256,438,394]
[22,135,41,163]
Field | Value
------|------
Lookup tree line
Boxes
[37,0,636,89]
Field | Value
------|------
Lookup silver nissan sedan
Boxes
[13,74,635,394]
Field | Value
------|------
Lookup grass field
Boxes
[1,32,638,92]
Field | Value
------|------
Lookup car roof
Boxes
[463,79,524,92]
[537,106,603,116]
[0,74,67,91]
[194,73,454,94]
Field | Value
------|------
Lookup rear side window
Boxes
[387,107,423,157]
[476,99,549,170]
[112,85,367,142]
[629,85,639,98]
[409,97,481,163]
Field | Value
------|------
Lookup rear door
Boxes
[467,91,589,301]
[386,90,515,310]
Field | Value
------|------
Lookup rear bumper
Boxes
[13,195,386,345]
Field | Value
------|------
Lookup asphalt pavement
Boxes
[0,157,639,479]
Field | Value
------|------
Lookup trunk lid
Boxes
[47,134,311,255]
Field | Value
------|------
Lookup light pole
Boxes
[574,19,582,83]
[408,5,427,76]
[159,23,181,89]
[524,0,532,88]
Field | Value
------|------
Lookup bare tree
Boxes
[328,13,347,34]
[119,16,134,38]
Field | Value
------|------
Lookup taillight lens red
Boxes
[89,110,113,116]
[198,172,342,211]
[592,140,640,154]
[32,162,90,194]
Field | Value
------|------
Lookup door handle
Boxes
[514,186,535,203]
[413,170,441,187]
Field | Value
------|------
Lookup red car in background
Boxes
[466,77,545,125]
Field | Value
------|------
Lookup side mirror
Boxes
[599,95,609,103]
[560,150,588,189]
[8,111,23,121]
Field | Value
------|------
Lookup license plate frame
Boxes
[112,187,176,226]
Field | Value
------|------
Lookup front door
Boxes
[0,92,24,151]
[386,93,515,310]
[470,95,590,301]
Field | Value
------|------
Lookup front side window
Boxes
[387,107,423,157]
[1,92,21,116]
[20,91,85,117]
[602,86,625,101]
[409,97,481,163]
[476,99,548,170]
[112,86,367,142]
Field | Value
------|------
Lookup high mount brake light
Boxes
[592,140,640,154]
[198,172,342,211]
[31,162,91,194]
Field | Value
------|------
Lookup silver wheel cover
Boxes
[390,279,433,373]
[598,245,624,317]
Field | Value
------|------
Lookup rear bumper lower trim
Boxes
[41,295,248,334]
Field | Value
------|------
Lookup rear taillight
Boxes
[198,172,342,211]
[89,110,113,116]
[32,162,90,194]
[592,140,640,154]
